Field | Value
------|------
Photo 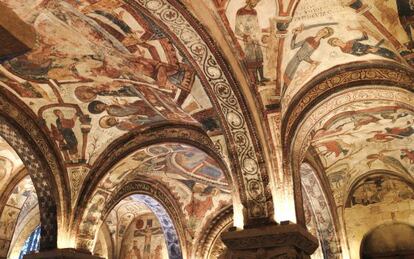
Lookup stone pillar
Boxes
[221,222,318,259]
[23,249,102,259]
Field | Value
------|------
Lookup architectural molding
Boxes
[0,90,69,250]
[282,61,414,148]
[195,205,233,258]
[125,0,272,222]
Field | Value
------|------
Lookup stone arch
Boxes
[281,64,414,225]
[73,124,234,240]
[360,222,414,258]
[0,174,36,258]
[300,162,342,258]
[93,221,114,259]
[121,0,272,223]
[195,205,233,259]
[76,178,187,258]
[0,86,70,250]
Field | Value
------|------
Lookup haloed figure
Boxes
[235,0,270,85]
[328,32,400,61]
[283,26,334,95]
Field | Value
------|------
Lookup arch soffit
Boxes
[75,123,233,221]
[76,178,188,257]
[287,82,414,172]
[195,205,233,259]
[0,91,68,249]
[0,167,28,216]
[282,61,414,152]
[125,0,271,220]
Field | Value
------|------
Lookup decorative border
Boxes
[125,0,270,220]
[74,123,232,222]
[77,178,188,258]
[0,111,59,250]
[282,61,414,148]
[195,205,233,259]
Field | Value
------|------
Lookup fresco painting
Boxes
[0,0,225,167]
[344,174,414,259]
[309,101,414,206]
[346,174,414,207]
[120,214,168,259]
[84,143,232,249]
[301,163,341,258]
[281,0,403,108]
[0,176,37,258]
[0,137,23,192]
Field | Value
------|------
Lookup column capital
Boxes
[221,223,318,258]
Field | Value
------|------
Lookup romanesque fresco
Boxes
[0,0,226,167]
[215,0,279,109]
[282,0,406,107]
[79,143,232,252]
[0,176,37,258]
[343,174,414,259]
[100,143,229,192]
[0,136,23,192]
[94,194,179,259]
[301,163,340,258]
[310,100,414,204]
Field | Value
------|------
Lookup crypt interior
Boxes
[1,0,414,258]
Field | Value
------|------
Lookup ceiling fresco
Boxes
[0,176,37,258]
[310,100,414,205]
[0,136,23,192]
[0,0,226,167]
[212,0,414,111]
[281,0,408,108]
[78,142,231,251]
[95,194,180,259]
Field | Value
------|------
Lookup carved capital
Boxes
[221,223,318,259]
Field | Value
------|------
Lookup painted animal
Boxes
[352,114,381,130]
[401,149,414,164]
[314,140,349,158]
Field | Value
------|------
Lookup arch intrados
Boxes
[74,124,234,225]
[96,179,187,259]
[282,61,414,150]
[360,222,414,258]
[289,85,414,172]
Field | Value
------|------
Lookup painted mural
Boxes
[99,143,229,192]
[120,213,168,259]
[0,0,226,168]
[0,136,23,192]
[0,176,37,258]
[217,0,280,109]
[281,0,407,108]
[94,194,180,259]
[309,100,414,205]
[79,142,232,251]
[301,163,341,258]
[343,174,414,259]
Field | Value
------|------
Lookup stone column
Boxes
[23,249,102,259]
[221,222,318,259]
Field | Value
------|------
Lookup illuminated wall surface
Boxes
[0,0,414,258]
